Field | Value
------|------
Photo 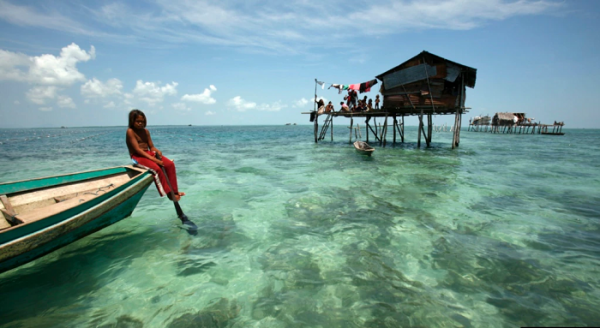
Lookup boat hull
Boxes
[354,141,374,156]
[0,168,153,274]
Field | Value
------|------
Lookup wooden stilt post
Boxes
[427,113,432,147]
[451,112,458,149]
[457,107,462,146]
[349,117,354,143]
[393,114,397,144]
[418,112,423,148]
[314,113,319,143]
[454,77,465,148]
[313,79,318,143]
[374,116,378,137]
[419,113,428,147]
[331,114,334,141]
[379,114,386,145]
[383,114,388,147]
[401,114,405,143]
[366,115,370,143]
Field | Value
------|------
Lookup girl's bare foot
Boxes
[168,192,185,202]
[173,192,185,202]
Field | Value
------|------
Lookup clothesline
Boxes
[315,79,378,94]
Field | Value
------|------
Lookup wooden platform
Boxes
[302,107,465,118]
[304,106,470,149]
[468,123,565,135]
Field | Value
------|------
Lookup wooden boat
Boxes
[354,140,374,156]
[0,166,154,274]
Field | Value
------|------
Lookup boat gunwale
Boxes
[0,166,134,196]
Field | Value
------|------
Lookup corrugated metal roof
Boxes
[376,51,477,88]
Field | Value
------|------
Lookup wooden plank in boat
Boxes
[0,195,22,227]
[15,192,100,224]
[9,174,130,209]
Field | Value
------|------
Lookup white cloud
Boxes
[256,101,286,112]
[0,1,563,54]
[132,80,178,106]
[294,97,309,108]
[0,43,94,86]
[0,1,125,39]
[227,96,286,112]
[38,107,52,112]
[228,96,256,112]
[81,78,123,98]
[26,86,58,104]
[103,101,116,109]
[1,43,95,107]
[57,95,75,108]
[0,49,30,82]
[29,43,94,85]
[90,0,562,53]
[181,85,217,104]
[205,111,216,116]
[13,100,20,105]
[172,102,191,111]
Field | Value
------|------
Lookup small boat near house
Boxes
[354,140,375,156]
[0,166,153,274]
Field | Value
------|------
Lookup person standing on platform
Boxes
[315,97,325,114]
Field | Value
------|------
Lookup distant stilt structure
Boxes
[467,112,565,136]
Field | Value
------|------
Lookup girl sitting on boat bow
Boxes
[126,109,185,202]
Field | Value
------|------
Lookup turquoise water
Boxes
[0,125,599,327]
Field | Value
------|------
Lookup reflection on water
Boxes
[0,126,599,327]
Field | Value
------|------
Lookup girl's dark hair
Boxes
[128,109,146,128]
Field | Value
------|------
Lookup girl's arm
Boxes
[126,129,163,165]
[146,129,163,157]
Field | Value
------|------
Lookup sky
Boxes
[0,0,599,128]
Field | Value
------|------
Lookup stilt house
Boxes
[375,51,477,148]
[375,51,477,114]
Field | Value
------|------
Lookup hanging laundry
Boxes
[328,84,350,94]
[328,84,344,94]
[359,79,378,93]
[348,84,361,91]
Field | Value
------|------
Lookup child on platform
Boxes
[325,101,334,113]
[126,109,185,201]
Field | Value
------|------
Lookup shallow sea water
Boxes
[0,125,599,327]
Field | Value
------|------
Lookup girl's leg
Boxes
[132,155,172,197]
[161,156,178,194]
